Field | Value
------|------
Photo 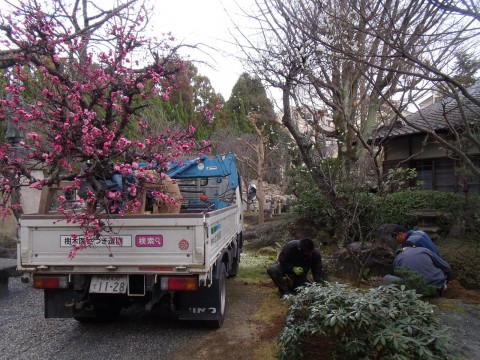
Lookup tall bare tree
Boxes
[232,0,475,241]
[357,0,480,177]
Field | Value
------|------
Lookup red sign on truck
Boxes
[135,235,163,247]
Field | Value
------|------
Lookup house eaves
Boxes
[370,83,480,144]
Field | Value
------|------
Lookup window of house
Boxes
[414,158,479,193]
[383,157,480,194]
[466,179,480,194]
[414,159,457,192]
[435,159,455,192]
[414,160,433,190]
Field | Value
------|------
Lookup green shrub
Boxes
[438,237,480,289]
[243,215,293,250]
[382,167,422,192]
[375,190,464,236]
[288,166,475,244]
[292,187,467,242]
[392,268,440,297]
[290,187,334,227]
[278,283,451,359]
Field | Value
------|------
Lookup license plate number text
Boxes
[89,275,128,294]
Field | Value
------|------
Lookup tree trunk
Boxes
[257,138,266,225]
[257,180,265,225]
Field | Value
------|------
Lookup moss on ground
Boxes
[253,288,288,322]
[236,251,274,284]
[232,250,289,360]
[431,297,469,313]
[251,291,288,360]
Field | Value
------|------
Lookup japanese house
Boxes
[372,83,480,194]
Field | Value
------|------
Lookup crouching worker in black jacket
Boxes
[267,238,323,298]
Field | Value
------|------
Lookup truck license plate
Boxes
[89,275,128,294]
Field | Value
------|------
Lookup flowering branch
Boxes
[0,0,215,245]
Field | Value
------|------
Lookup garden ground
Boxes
[2,219,479,359]
[166,252,480,360]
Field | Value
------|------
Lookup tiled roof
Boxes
[372,83,480,142]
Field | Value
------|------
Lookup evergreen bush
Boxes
[437,237,480,289]
[392,268,440,297]
[290,187,335,231]
[374,190,464,236]
[278,283,451,359]
[292,188,466,242]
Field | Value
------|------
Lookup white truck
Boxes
[17,152,243,328]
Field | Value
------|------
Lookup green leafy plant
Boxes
[382,167,423,193]
[278,283,451,359]
[437,237,480,289]
[371,190,465,238]
[289,186,334,226]
[392,268,440,297]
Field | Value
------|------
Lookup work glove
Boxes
[293,266,304,276]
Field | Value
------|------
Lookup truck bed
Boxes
[18,205,239,275]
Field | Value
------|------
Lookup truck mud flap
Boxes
[177,281,221,321]
[44,288,74,318]
[178,263,227,326]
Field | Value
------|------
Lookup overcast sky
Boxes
[153,0,254,100]
[0,0,255,100]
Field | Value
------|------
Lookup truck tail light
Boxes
[33,276,69,289]
[160,277,198,291]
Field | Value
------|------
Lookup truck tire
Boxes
[204,263,227,328]
[228,243,241,277]
[228,234,242,277]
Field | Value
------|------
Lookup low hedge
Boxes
[438,237,480,290]
[292,188,471,241]
[373,190,466,237]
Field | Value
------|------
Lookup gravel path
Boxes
[433,298,480,360]
[0,278,208,360]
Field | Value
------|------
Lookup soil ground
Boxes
[166,277,480,360]
[165,280,288,360]
[3,237,479,359]
[433,280,480,360]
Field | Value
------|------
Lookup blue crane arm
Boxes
[166,152,239,190]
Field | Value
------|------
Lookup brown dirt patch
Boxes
[442,279,480,304]
[302,337,337,360]
[165,280,287,360]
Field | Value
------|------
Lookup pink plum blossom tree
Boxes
[0,0,214,248]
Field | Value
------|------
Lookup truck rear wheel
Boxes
[204,263,226,328]
[228,235,242,277]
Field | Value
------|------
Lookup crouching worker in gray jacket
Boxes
[267,238,323,298]
[383,246,452,295]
